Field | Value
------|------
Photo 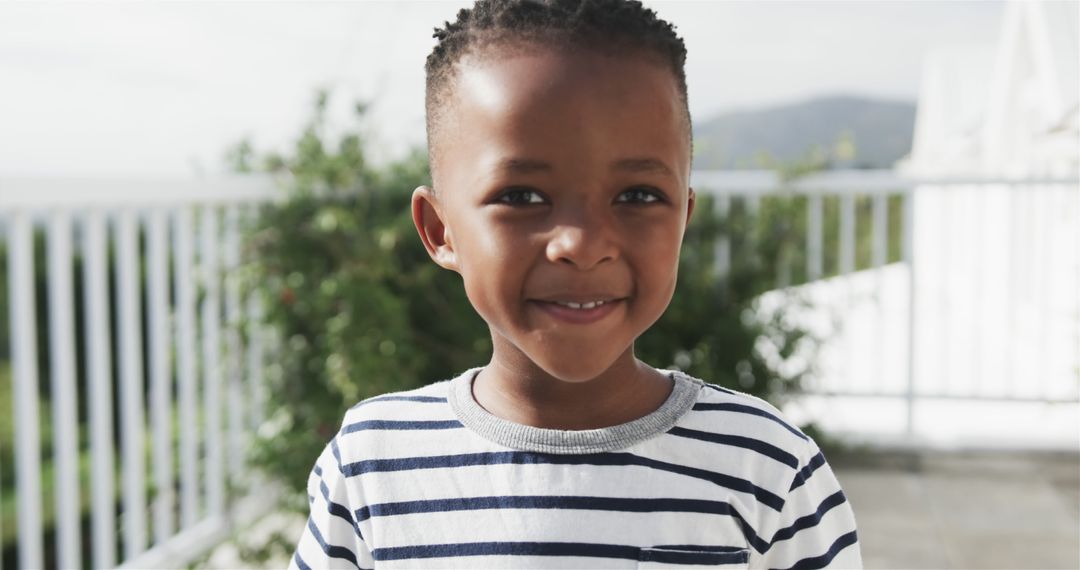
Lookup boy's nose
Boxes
[545,219,618,270]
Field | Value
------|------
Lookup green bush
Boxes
[239,91,820,495]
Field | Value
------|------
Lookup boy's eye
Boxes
[615,186,663,204]
[495,187,547,205]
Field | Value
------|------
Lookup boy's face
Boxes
[413,47,694,383]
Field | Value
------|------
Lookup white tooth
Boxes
[581,301,597,309]
[566,302,582,309]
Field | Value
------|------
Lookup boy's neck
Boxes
[472,348,674,431]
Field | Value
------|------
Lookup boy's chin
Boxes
[527,349,634,384]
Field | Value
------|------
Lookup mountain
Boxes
[691,95,916,170]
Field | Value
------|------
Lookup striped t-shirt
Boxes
[290,367,861,569]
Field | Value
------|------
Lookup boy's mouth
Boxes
[546,299,612,310]
[528,296,627,324]
[530,294,627,307]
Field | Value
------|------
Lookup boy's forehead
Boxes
[434,49,690,188]
[454,48,680,125]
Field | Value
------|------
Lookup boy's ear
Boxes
[685,187,696,225]
[411,185,460,273]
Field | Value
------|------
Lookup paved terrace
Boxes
[834,449,1080,569]
[201,450,1080,569]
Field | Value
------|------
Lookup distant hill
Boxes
[691,95,916,170]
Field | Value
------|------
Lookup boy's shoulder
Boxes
[672,370,816,459]
[690,375,808,438]
[340,377,455,426]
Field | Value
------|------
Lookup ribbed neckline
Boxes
[447,366,703,454]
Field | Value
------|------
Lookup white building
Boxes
[903,0,1079,177]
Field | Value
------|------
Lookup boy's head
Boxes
[412,0,695,383]
[424,0,692,181]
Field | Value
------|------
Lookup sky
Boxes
[0,0,1007,178]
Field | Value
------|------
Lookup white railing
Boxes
[1,177,279,569]
[3,171,1078,568]
[692,170,1080,448]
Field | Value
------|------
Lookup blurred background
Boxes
[0,1,1077,568]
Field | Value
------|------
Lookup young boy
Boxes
[291,1,861,568]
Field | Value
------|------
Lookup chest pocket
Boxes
[637,546,750,569]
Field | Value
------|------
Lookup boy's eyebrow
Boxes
[613,157,675,177]
[495,157,675,177]
[497,158,552,175]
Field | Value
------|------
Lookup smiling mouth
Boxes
[545,299,613,310]
[530,294,628,308]
[528,297,626,324]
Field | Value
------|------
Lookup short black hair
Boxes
[424,0,691,180]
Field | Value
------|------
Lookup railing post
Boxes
[903,185,917,437]
[147,206,175,544]
[201,206,225,517]
[83,208,117,569]
[247,293,267,431]
[224,205,245,483]
[245,202,267,432]
[116,207,148,560]
[47,210,81,569]
[714,194,730,279]
[807,193,823,280]
[8,210,44,570]
[174,205,200,529]
[872,193,887,268]
[840,192,856,275]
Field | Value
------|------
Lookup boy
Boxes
[291,0,861,568]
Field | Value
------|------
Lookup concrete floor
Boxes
[201,450,1080,569]
[833,450,1080,569]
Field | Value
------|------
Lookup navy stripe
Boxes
[330,437,345,474]
[373,541,641,562]
[342,419,462,434]
[667,427,799,468]
[651,544,746,553]
[773,530,859,570]
[703,383,739,395]
[292,551,312,570]
[641,546,749,565]
[357,495,741,521]
[343,451,784,511]
[372,541,750,564]
[309,464,322,505]
[789,452,827,491]
[767,491,847,550]
[317,475,364,540]
[693,402,808,441]
[351,395,447,409]
[313,463,364,539]
[306,518,359,568]
[355,494,769,552]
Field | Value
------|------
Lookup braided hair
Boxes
[424,0,691,178]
